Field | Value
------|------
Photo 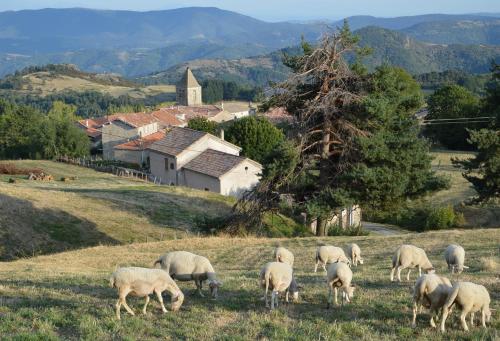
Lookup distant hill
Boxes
[0,7,322,54]
[140,27,500,87]
[0,64,174,99]
[0,8,500,78]
[401,18,500,45]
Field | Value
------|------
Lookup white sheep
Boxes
[260,262,299,309]
[411,274,452,328]
[346,243,364,266]
[273,246,294,266]
[154,251,222,299]
[315,245,351,273]
[444,244,469,274]
[326,261,355,307]
[110,267,184,320]
[440,281,492,332]
[390,244,435,282]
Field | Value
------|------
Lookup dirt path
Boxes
[362,221,406,235]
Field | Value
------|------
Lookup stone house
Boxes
[113,131,166,166]
[148,127,262,197]
[101,113,158,160]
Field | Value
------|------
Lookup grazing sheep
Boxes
[390,245,435,282]
[274,246,294,266]
[347,243,364,266]
[154,251,222,299]
[260,262,299,309]
[315,245,351,273]
[110,267,184,320]
[412,274,453,328]
[444,244,469,274]
[326,262,355,307]
[440,282,492,332]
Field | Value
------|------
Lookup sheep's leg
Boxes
[115,298,122,320]
[412,301,418,328]
[314,261,319,273]
[327,283,333,309]
[470,312,475,327]
[440,307,449,332]
[418,266,422,277]
[265,281,270,308]
[406,269,412,282]
[121,297,135,316]
[196,280,205,297]
[155,289,168,313]
[396,266,403,282]
[285,290,289,303]
[334,287,338,306]
[323,263,327,273]
[390,267,396,282]
[481,309,487,328]
[142,295,150,315]
[460,310,469,331]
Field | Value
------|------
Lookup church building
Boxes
[176,67,203,106]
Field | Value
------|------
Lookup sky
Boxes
[1,0,499,21]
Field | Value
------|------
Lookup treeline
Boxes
[415,70,489,96]
[201,80,264,104]
[0,91,148,118]
[423,64,500,150]
[0,100,89,159]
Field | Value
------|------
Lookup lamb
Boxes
[315,245,351,273]
[273,246,294,266]
[326,262,355,307]
[259,262,299,310]
[440,282,492,332]
[109,267,184,320]
[444,244,469,274]
[154,251,222,299]
[411,274,453,328]
[390,244,435,282]
[346,243,364,266]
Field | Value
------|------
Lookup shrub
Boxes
[328,224,368,236]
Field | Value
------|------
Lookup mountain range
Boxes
[0,7,499,80]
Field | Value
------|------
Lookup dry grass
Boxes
[0,161,234,260]
[428,150,477,206]
[0,229,498,340]
[19,73,175,98]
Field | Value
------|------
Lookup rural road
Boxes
[362,222,403,235]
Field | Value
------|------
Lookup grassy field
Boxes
[0,161,234,260]
[0,229,498,340]
[17,72,175,98]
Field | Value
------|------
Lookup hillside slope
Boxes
[0,161,234,260]
[0,229,497,339]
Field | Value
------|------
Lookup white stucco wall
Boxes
[182,169,221,193]
[219,160,262,198]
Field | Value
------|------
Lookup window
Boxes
[170,163,175,170]
[204,188,210,192]
[244,166,249,171]
[164,158,169,171]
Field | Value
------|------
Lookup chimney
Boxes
[220,129,225,141]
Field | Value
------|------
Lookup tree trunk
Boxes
[316,216,327,236]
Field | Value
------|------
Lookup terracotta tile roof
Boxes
[148,127,208,156]
[150,109,184,127]
[113,112,157,128]
[114,131,166,151]
[183,149,250,178]
[155,105,223,122]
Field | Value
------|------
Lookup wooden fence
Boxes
[56,156,163,184]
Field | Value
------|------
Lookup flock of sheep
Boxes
[109,242,493,333]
